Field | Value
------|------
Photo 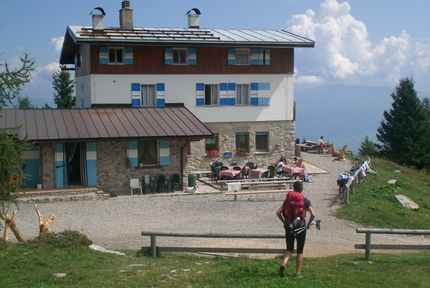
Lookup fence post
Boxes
[365,232,371,260]
[151,234,157,258]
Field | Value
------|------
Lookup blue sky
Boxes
[1,0,430,107]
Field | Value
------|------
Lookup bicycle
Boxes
[337,171,352,204]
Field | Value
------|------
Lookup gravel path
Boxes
[11,152,430,257]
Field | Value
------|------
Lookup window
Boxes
[236,84,249,105]
[255,132,269,152]
[108,47,124,64]
[173,48,187,64]
[205,133,219,153]
[236,132,249,152]
[141,85,156,106]
[205,84,218,106]
[138,140,158,165]
[236,49,250,65]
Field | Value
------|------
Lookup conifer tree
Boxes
[52,65,75,108]
[376,77,430,170]
[358,136,377,157]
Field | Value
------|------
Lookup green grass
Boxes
[335,157,430,229]
[1,158,430,287]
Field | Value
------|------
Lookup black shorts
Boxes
[284,225,307,254]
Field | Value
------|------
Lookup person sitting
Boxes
[275,156,287,175]
[317,136,327,149]
[293,157,306,169]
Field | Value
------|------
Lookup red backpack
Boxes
[283,191,306,226]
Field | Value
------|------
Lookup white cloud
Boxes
[287,0,430,91]
[51,37,64,53]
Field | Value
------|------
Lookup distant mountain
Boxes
[294,84,393,154]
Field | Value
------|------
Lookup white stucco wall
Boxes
[75,74,294,122]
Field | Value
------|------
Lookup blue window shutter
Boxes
[21,146,40,187]
[74,52,78,68]
[124,47,134,64]
[159,140,170,165]
[54,143,65,188]
[264,49,270,65]
[188,48,197,65]
[228,48,236,65]
[86,142,97,186]
[99,46,108,64]
[131,83,141,107]
[127,141,138,167]
[156,83,165,107]
[196,83,204,106]
[165,47,173,65]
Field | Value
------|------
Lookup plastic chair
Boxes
[246,162,256,169]
[130,178,143,195]
[156,174,169,193]
[241,166,249,179]
[142,175,154,194]
[170,173,182,192]
[230,162,237,166]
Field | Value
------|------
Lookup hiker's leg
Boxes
[295,229,307,275]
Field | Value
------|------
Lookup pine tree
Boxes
[376,77,430,170]
[358,136,378,157]
[52,65,75,108]
[15,95,35,109]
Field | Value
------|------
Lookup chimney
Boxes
[186,8,201,28]
[92,14,104,32]
[120,0,133,29]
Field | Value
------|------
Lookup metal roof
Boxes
[0,107,213,143]
[66,26,315,47]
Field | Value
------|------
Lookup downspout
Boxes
[180,140,189,189]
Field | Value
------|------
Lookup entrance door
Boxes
[65,143,87,186]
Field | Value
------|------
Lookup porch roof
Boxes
[0,106,213,143]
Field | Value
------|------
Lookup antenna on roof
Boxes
[90,7,106,16]
[185,8,201,15]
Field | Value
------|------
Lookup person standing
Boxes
[276,180,316,278]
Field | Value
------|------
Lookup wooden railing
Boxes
[141,231,285,258]
[355,228,430,260]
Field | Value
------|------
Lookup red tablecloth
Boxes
[219,166,249,179]
[249,168,268,179]
[282,166,305,177]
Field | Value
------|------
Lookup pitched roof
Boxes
[61,26,314,64]
[0,106,213,143]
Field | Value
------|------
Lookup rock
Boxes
[387,179,397,185]
[394,194,419,210]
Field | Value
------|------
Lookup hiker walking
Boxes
[276,180,316,278]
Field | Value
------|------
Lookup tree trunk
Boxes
[34,204,56,236]
[2,210,25,242]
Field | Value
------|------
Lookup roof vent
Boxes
[90,7,105,32]
[186,8,201,29]
[120,0,133,29]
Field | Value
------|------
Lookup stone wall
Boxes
[186,120,296,173]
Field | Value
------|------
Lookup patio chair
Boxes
[241,165,249,179]
[170,173,182,192]
[266,166,276,178]
[130,178,143,195]
[142,175,154,194]
[246,162,256,169]
[156,174,169,193]
[230,162,237,166]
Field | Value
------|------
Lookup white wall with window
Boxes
[74,73,294,123]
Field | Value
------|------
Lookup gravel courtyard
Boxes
[11,152,430,257]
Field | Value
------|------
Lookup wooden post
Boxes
[151,234,157,258]
[365,232,371,261]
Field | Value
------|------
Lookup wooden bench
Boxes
[225,189,292,201]
[218,177,294,187]
[240,181,293,189]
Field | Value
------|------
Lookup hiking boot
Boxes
[296,273,303,278]
[278,265,285,277]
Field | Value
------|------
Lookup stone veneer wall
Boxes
[185,120,296,173]
[39,140,187,195]
[97,140,185,195]
[40,144,55,189]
